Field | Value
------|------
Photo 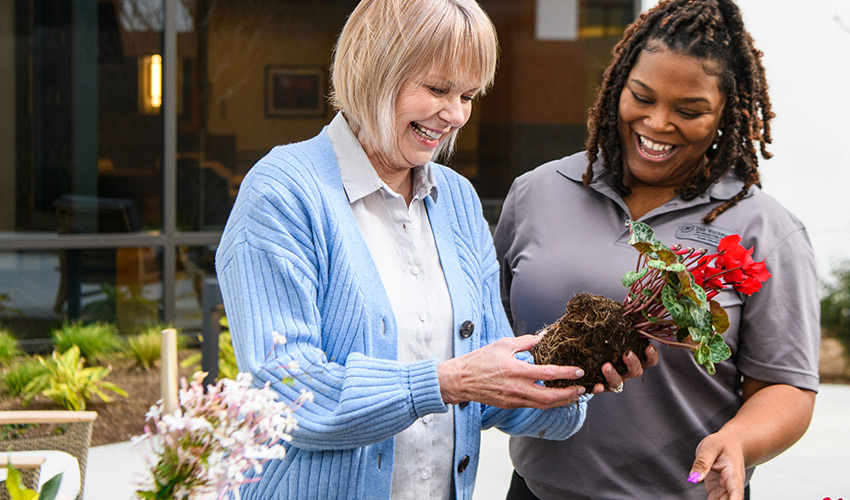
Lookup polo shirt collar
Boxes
[327,112,438,204]
[556,153,752,210]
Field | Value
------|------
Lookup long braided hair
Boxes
[584,0,774,224]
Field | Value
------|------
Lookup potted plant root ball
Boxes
[532,221,772,391]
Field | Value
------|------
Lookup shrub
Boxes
[0,358,48,397]
[52,321,123,361]
[0,328,23,366]
[821,261,850,352]
[126,325,186,370]
[182,317,238,382]
[22,345,128,411]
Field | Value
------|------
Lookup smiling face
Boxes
[617,44,726,190]
[365,73,479,176]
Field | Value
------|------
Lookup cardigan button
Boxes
[459,320,474,339]
[457,455,470,473]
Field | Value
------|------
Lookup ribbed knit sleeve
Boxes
[216,143,448,453]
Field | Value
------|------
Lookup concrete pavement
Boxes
[82,384,850,499]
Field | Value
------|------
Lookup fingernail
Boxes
[687,472,700,483]
[577,387,586,395]
[627,352,636,360]
[575,369,585,378]
[648,346,656,355]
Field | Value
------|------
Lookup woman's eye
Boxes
[677,109,701,119]
[461,94,475,103]
[427,85,447,95]
[631,92,651,104]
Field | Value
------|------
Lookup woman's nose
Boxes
[645,107,674,132]
[439,97,468,127]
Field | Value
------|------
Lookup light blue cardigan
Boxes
[215,128,588,500]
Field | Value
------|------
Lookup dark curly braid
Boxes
[584,0,773,224]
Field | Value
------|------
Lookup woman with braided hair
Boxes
[493,0,819,498]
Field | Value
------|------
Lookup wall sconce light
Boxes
[139,54,162,114]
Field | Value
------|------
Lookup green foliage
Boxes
[0,329,23,366]
[821,261,850,351]
[626,221,733,373]
[0,358,49,397]
[3,459,62,500]
[126,325,186,371]
[181,318,238,382]
[21,345,128,411]
[52,321,123,361]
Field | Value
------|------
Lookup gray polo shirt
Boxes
[494,151,820,500]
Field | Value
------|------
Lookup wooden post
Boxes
[161,328,179,415]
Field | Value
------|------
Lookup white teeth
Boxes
[639,135,673,153]
[411,122,442,141]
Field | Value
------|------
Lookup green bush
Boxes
[52,321,123,361]
[182,318,238,382]
[0,328,23,366]
[126,325,186,370]
[0,358,48,397]
[22,345,127,411]
[822,261,850,351]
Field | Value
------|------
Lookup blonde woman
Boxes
[216,0,649,498]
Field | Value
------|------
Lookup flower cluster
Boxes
[134,366,312,499]
[620,221,771,374]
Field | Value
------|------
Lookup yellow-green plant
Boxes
[3,459,62,500]
[0,358,48,397]
[181,319,238,382]
[126,325,186,370]
[22,346,127,411]
[0,329,23,366]
[52,321,122,361]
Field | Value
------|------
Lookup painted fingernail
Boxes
[575,369,585,378]
[687,472,700,483]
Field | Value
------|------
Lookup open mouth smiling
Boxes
[637,133,678,160]
[411,122,445,142]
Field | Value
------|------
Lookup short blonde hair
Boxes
[331,0,498,161]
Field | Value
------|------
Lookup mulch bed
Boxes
[0,348,201,447]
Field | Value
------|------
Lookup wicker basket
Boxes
[0,411,96,500]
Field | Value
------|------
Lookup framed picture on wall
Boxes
[264,65,327,118]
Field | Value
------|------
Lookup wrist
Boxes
[437,358,463,405]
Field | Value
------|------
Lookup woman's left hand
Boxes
[593,344,659,395]
[687,431,747,500]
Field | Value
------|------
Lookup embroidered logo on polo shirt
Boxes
[676,223,734,247]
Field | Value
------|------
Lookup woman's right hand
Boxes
[437,335,588,409]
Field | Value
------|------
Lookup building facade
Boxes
[0,0,636,345]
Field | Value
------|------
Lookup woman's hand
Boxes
[593,344,659,395]
[688,431,747,500]
[686,379,815,500]
[437,335,588,409]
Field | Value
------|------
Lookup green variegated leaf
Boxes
[666,262,686,272]
[707,334,732,362]
[647,259,667,270]
[694,344,710,365]
[662,285,688,324]
[622,269,646,287]
[710,300,730,334]
[628,221,663,247]
[704,360,716,375]
[655,247,681,266]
